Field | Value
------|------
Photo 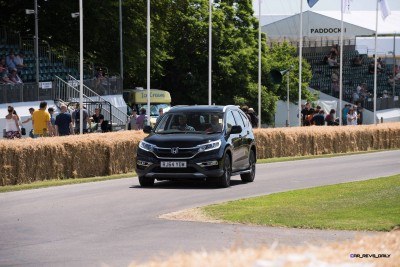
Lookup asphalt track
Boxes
[1,150,399,267]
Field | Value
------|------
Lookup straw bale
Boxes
[1,124,400,186]
[130,231,400,267]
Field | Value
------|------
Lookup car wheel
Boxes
[218,153,231,188]
[241,150,255,183]
[138,176,155,187]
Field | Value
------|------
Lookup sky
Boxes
[253,0,400,15]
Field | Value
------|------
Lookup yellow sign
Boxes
[129,89,171,104]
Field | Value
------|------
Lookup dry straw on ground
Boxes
[129,231,400,267]
[1,123,400,186]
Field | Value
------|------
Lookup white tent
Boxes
[261,10,400,42]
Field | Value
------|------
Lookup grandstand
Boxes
[303,45,400,110]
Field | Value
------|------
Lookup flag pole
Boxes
[298,0,303,127]
[146,0,151,125]
[258,0,262,128]
[339,0,344,126]
[373,0,379,125]
[208,0,212,105]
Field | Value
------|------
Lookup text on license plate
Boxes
[160,161,187,168]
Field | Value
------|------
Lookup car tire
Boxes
[241,150,256,183]
[138,176,155,187]
[218,153,231,188]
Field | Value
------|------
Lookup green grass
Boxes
[0,172,136,193]
[203,175,400,231]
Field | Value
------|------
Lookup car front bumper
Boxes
[136,153,225,180]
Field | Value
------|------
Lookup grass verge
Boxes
[202,175,400,231]
[0,172,136,193]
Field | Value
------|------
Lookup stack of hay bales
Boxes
[254,123,400,159]
[0,131,146,186]
[1,123,399,186]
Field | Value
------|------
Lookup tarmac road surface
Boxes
[1,150,399,266]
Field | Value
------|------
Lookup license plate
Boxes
[160,161,187,168]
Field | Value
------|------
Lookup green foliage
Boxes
[2,0,312,123]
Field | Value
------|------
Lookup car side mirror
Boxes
[230,125,242,135]
[143,125,152,134]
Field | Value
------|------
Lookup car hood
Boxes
[144,133,221,148]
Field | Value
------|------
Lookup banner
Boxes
[379,0,391,20]
[307,0,319,8]
[342,0,352,14]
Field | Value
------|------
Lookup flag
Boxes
[379,0,391,20]
[342,0,352,14]
[307,0,319,8]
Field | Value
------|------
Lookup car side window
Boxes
[232,110,245,130]
[225,111,236,134]
[239,111,250,128]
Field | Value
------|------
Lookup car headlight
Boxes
[197,140,221,152]
[139,141,156,152]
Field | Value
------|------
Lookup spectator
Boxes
[32,101,51,137]
[72,104,90,134]
[325,109,339,126]
[129,109,138,130]
[91,107,105,132]
[388,73,400,87]
[5,106,21,139]
[327,55,338,68]
[356,103,364,125]
[377,57,385,70]
[352,55,363,67]
[55,104,73,136]
[14,52,26,69]
[301,102,314,126]
[48,107,56,136]
[352,89,360,103]
[6,51,17,71]
[248,107,259,128]
[136,108,148,130]
[1,70,13,84]
[346,108,357,126]
[329,44,339,58]
[312,109,325,126]
[0,58,7,74]
[241,105,252,122]
[342,104,351,125]
[368,62,375,74]
[22,107,35,138]
[382,90,389,98]
[156,108,164,124]
[9,69,23,84]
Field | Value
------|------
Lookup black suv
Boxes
[136,105,256,187]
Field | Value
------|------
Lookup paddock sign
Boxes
[310,27,347,36]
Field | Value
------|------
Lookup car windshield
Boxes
[154,111,224,134]
[138,104,171,116]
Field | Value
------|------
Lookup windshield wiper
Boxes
[206,131,222,134]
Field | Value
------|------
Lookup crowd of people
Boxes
[301,102,364,127]
[0,50,25,84]
[3,102,111,139]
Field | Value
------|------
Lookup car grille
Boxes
[154,147,199,158]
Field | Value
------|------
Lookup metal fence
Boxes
[0,76,123,104]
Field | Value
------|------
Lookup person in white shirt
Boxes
[5,106,21,139]
[346,108,357,126]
